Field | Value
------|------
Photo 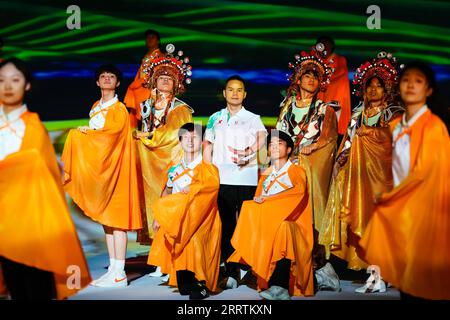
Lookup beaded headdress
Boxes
[142,43,192,94]
[288,42,335,92]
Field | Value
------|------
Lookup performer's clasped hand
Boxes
[78,126,90,134]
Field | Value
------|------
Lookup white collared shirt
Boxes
[88,95,118,130]
[0,104,28,161]
[262,160,294,196]
[167,154,202,194]
[392,104,428,187]
[205,106,267,186]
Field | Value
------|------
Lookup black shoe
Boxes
[177,270,195,295]
[238,270,258,290]
[189,282,209,300]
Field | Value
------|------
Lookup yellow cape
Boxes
[228,164,314,296]
[0,112,91,299]
[148,162,221,292]
[62,101,142,230]
[360,110,450,299]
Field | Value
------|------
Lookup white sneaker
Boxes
[315,262,341,291]
[96,270,128,288]
[225,277,238,289]
[355,279,386,293]
[259,286,291,300]
[160,274,170,282]
[148,266,164,277]
[90,266,113,286]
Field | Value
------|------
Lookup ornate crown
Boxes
[288,42,336,92]
[352,51,403,100]
[142,43,192,94]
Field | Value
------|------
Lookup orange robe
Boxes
[136,102,193,243]
[148,162,222,292]
[124,49,162,128]
[62,101,141,230]
[360,110,450,299]
[0,112,91,299]
[318,54,351,135]
[228,164,314,296]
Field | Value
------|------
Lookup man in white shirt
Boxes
[204,75,267,288]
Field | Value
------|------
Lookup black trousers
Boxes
[218,184,257,278]
[0,257,56,300]
[269,258,291,290]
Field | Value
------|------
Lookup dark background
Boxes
[1,0,449,121]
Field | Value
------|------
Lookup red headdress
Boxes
[142,43,192,95]
[288,42,336,92]
[352,51,402,102]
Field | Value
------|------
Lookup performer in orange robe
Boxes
[360,62,450,299]
[229,130,314,299]
[124,29,162,128]
[315,36,351,135]
[134,43,194,246]
[276,45,340,291]
[0,58,91,300]
[320,52,404,272]
[62,64,141,288]
[148,123,221,300]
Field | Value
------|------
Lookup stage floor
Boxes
[69,210,400,301]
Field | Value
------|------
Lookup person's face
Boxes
[399,68,433,107]
[180,130,202,154]
[156,75,175,94]
[299,72,319,94]
[146,34,159,49]
[269,136,291,161]
[0,63,30,107]
[223,80,246,107]
[365,77,385,104]
[96,72,119,90]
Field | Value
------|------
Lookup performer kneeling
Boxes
[62,64,142,288]
[148,123,221,300]
[228,130,314,300]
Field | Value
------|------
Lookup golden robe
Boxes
[228,164,314,296]
[136,102,193,243]
[360,110,450,299]
[62,101,142,230]
[298,106,338,233]
[148,162,222,292]
[0,112,91,299]
[320,125,393,270]
[124,49,162,128]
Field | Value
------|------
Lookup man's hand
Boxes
[300,144,316,155]
[77,126,90,134]
[152,219,160,232]
[254,196,266,204]
[356,127,367,136]
[228,145,254,157]
[180,186,189,194]
[133,130,150,139]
